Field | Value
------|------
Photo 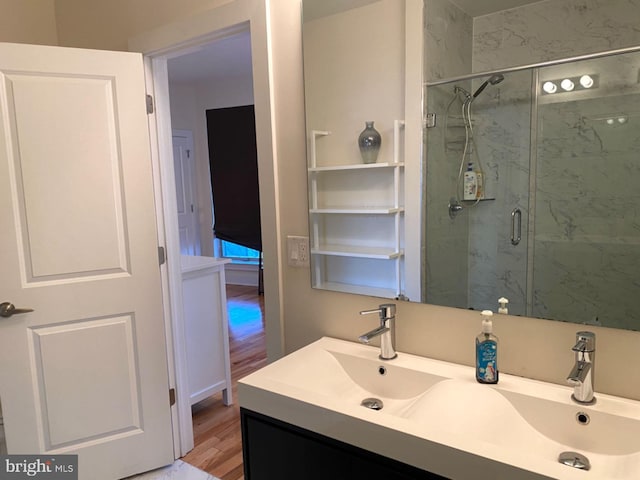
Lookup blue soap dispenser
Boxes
[476,310,498,384]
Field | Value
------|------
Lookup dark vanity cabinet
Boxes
[241,408,448,480]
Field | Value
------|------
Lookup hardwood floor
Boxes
[182,284,266,480]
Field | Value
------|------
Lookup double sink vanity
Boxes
[238,324,640,479]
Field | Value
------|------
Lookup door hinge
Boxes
[158,246,166,266]
[187,149,191,158]
[146,94,154,114]
[169,387,176,407]
[426,113,436,128]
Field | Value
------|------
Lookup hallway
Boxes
[183,284,267,480]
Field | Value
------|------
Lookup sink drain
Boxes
[361,397,384,411]
[576,411,590,425]
[558,451,591,471]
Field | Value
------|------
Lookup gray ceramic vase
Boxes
[358,121,381,164]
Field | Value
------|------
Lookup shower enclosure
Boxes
[425,48,640,328]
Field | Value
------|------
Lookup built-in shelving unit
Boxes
[308,120,405,298]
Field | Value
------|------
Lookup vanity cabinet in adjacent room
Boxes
[181,255,232,405]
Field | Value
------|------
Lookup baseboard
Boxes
[225,263,259,287]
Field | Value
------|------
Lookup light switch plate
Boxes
[287,235,310,267]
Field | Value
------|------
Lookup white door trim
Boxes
[142,56,193,457]
[130,0,285,457]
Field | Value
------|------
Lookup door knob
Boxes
[0,302,34,318]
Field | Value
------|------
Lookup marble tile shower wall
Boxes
[424,0,472,306]
[425,0,640,322]
[424,0,472,81]
[425,83,470,307]
[473,0,640,73]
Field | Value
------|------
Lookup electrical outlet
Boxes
[287,236,310,267]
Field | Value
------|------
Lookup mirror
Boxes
[302,0,640,331]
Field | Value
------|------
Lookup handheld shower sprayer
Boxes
[446,73,506,218]
[472,73,505,99]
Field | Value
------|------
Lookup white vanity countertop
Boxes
[180,255,231,273]
[238,336,640,480]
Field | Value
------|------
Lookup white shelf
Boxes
[312,244,403,259]
[314,281,399,298]
[310,206,404,214]
[309,162,404,172]
[309,120,405,298]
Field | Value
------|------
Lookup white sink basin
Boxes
[242,338,446,415]
[326,349,447,415]
[328,350,445,399]
[407,378,640,457]
[499,388,640,456]
[239,337,640,480]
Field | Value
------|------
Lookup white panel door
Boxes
[172,130,199,255]
[0,43,174,479]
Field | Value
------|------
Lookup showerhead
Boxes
[472,74,505,98]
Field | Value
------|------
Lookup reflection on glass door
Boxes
[532,52,640,328]
[425,70,532,313]
[425,50,640,328]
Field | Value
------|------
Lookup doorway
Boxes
[163,22,267,477]
[131,0,284,461]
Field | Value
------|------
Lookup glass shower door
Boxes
[425,70,533,313]
[533,52,640,328]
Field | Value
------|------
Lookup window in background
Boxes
[215,239,260,264]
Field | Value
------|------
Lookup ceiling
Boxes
[167,1,545,85]
[167,30,252,85]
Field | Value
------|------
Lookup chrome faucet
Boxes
[567,331,596,404]
[359,303,397,360]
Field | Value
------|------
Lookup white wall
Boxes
[54,0,234,51]
[0,0,58,45]
[168,84,199,132]
[303,0,404,167]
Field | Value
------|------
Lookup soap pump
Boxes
[476,310,499,384]
[498,297,509,314]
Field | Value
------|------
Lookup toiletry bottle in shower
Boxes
[475,166,484,199]
[498,297,509,314]
[476,310,498,384]
[463,163,477,200]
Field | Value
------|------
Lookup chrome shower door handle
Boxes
[511,208,522,245]
[0,302,34,318]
